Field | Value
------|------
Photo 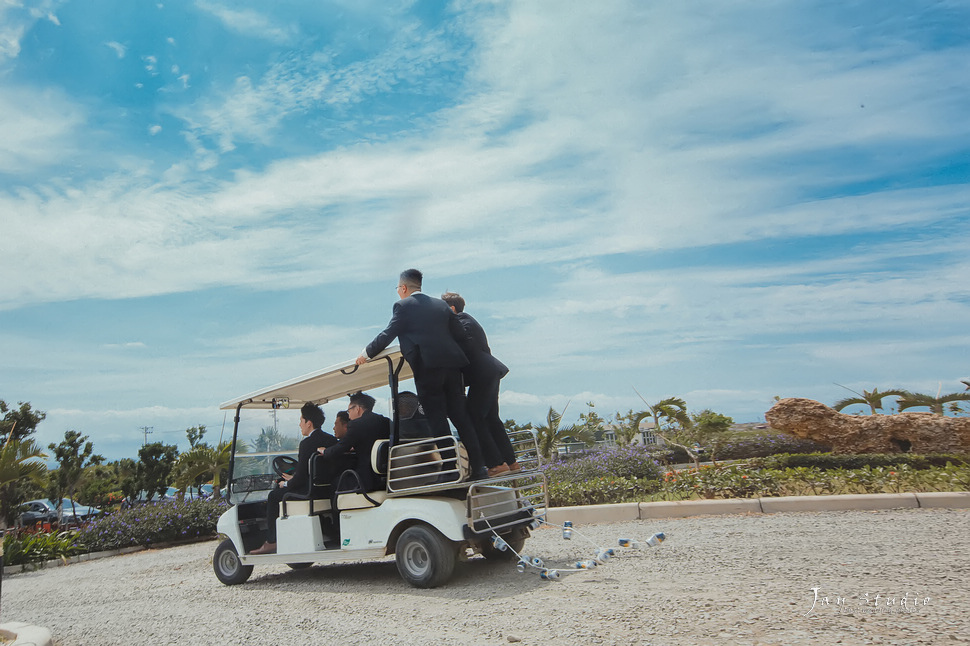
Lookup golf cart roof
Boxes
[219,347,413,410]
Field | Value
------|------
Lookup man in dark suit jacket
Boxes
[442,292,519,476]
[251,402,336,554]
[319,392,390,491]
[357,268,486,478]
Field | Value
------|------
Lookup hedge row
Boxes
[747,452,970,471]
[74,498,228,552]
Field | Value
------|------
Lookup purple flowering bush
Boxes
[541,444,664,481]
[542,445,664,506]
[75,498,228,552]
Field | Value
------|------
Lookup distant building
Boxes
[602,418,664,447]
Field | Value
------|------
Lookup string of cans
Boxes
[486,516,667,581]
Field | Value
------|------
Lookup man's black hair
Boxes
[399,268,422,290]
[301,402,325,429]
[348,391,376,412]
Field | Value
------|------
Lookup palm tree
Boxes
[533,405,594,460]
[0,437,47,489]
[611,409,652,446]
[833,387,908,415]
[172,442,232,500]
[0,437,48,528]
[897,391,970,416]
[646,396,691,432]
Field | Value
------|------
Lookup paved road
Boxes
[4,508,970,645]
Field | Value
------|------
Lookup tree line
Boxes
[0,399,238,529]
[504,395,736,469]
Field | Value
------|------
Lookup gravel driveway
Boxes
[4,508,969,645]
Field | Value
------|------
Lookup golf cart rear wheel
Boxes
[395,525,457,588]
[213,538,253,585]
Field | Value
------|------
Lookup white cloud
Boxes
[194,0,295,44]
[0,85,84,174]
[0,0,61,61]
[105,41,126,58]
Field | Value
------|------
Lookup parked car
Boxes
[18,500,57,526]
[20,498,101,525]
[165,485,213,501]
[124,490,177,507]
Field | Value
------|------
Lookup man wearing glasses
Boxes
[317,392,390,491]
[356,268,486,480]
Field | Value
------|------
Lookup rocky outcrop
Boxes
[765,398,970,454]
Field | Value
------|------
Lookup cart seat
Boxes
[282,498,333,515]
[336,490,388,510]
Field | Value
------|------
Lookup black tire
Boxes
[287,562,313,570]
[479,535,525,561]
[395,525,458,588]
[213,538,254,585]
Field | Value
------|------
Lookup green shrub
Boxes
[3,530,82,566]
[714,433,829,460]
[654,462,970,501]
[660,464,780,499]
[75,498,227,552]
[749,452,970,471]
[548,476,659,507]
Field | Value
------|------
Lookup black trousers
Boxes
[265,486,286,543]
[413,366,485,472]
[466,375,517,466]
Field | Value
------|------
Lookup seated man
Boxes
[318,392,390,492]
[251,402,336,555]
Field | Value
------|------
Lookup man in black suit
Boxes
[318,392,390,491]
[357,268,486,479]
[442,292,519,476]
[251,402,336,555]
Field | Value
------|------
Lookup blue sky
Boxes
[2,1,968,460]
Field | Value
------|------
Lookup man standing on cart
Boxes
[356,268,487,480]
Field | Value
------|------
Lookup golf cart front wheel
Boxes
[395,525,457,588]
[213,538,254,585]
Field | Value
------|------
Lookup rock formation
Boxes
[765,397,970,454]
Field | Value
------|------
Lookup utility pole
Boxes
[140,426,153,445]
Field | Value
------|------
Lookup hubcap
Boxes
[220,550,238,574]
[404,542,429,575]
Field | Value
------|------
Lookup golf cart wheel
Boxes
[287,562,313,570]
[395,525,457,588]
[479,535,525,561]
[213,538,254,585]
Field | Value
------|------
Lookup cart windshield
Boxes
[220,347,412,503]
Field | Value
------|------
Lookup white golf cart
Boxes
[213,347,547,588]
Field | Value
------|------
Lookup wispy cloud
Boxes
[104,40,126,58]
[0,85,83,174]
[194,0,296,44]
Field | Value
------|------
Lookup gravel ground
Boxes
[4,508,970,646]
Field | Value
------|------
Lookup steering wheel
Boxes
[272,455,299,478]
